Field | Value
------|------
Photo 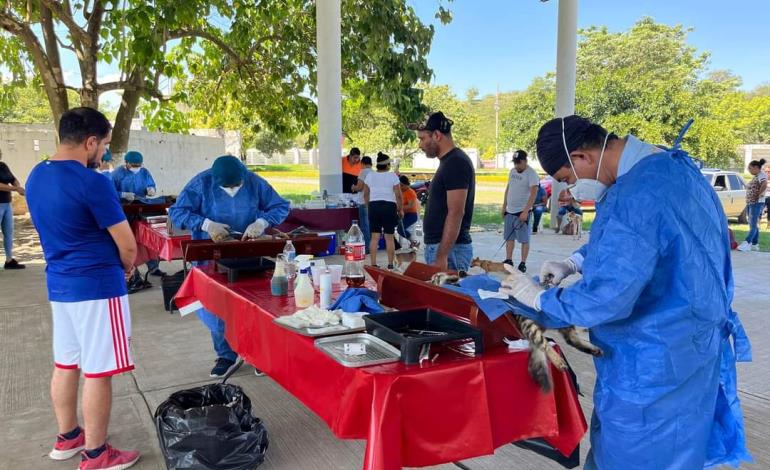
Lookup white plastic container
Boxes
[294,267,315,308]
[319,270,332,309]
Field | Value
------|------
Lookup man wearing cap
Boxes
[500,115,751,470]
[98,148,114,175]
[410,112,475,272]
[169,155,290,377]
[501,149,538,272]
[342,147,362,194]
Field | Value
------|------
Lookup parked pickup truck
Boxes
[701,169,748,223]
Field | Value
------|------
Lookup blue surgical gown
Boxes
[522,151,752,469]
[168,165,290,239]
[111,166,156,197]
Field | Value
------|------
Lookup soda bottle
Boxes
[343,220,365,287]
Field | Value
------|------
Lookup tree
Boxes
[0,0,449,156]
[499,18,770,168]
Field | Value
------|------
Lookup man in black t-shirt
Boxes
[409,112,475,271]
[0,152,25,269]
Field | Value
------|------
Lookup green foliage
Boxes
[0,80,76,123]
[498,18,770,169]
[1,0,447,153]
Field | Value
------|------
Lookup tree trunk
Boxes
[111,71,145,158]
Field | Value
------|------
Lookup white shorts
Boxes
[52,295,134,378]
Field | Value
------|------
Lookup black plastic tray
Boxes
[216,257,275,283]
[363,308,483,364]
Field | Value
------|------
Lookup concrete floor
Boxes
[0,227,768,469]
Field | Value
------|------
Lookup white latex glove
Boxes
[202,218,231,243]
[121,192,135,202]
[146,187,156,197]
[243,218,269,240]
[500,270,544,311]
[540,258,578,286]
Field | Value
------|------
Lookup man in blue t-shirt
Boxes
[26,107,141,469]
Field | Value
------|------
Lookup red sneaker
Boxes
[49,430,85,460]
[78,444,140,470]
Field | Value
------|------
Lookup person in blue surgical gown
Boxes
[112,150,165,276]
[169,155,289,377]
[501,115,752,470]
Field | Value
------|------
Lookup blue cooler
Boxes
[315,232,337,257]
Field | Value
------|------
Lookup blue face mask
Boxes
[561,118,610,202]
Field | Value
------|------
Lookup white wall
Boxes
[0,123,226,199]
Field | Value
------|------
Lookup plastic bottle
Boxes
[283,240,297,279]
[319,269,332,309]
[271,257,289,296]
[343,220,365,287]
[294,265,315,308]
[413,217,423,239]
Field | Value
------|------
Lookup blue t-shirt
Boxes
[26,160,128,301]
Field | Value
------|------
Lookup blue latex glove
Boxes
[330,288,384,314]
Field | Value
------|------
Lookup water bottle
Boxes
[283,240,297,279]
[343,220,365,287]
[413,218,423,239]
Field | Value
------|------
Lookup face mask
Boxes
[561,118,610,202]
[221,185,242,197]
[129,167,141,174]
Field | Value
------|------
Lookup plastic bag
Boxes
[155,383,269,469]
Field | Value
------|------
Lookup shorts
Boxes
[424,242,474,272]
[368,200,398,235]
[504,212,531,244]
[52,295,134,378]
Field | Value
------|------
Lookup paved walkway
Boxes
[0,229,767,469]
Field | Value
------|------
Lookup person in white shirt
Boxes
[351,156,373,253]
[501,150,539,272]
[364,152,402,268]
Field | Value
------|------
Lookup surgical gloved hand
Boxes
[500,270,544,311]
[121,192,135,202]
[540,259,578,286]
[146,187,156,197]
[243,218,269,240]
[202,219,231,243]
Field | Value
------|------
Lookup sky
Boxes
[409,0,770,97]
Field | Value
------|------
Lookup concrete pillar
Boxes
[550,0,578,226]
[316,0,343,193]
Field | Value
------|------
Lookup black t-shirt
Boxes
[342,172,358,194]
[423,148,475,244]
[0,162,16,204]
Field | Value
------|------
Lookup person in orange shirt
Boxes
[342,147,362,193]
[397,175,421,248]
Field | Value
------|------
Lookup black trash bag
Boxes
[155,383,269,469]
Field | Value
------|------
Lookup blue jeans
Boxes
[397,212,419,239]
[0,203,12,260]
[196,308,237,362]
[745,202,764,245]
[424,242,473,272]
[146,259,160,272]
[531,205,547,232]
[358,204,372,253]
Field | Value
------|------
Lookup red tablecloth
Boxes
[174,267,586,470]
[132,221,190,265]
[276,207,358,232]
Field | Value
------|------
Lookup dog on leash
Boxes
[559,212,582,240]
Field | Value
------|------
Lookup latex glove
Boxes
[500,270,544,311]
[146,187,156,197]
[540,258,578,286]
[121,192,135,202]
[242,218,268,240]
[202,218,231,243]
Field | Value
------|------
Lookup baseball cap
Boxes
[408,111,453,134]
[512,150,528,162]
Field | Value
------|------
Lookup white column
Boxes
[316,0,343,193]
[550,0,579,225]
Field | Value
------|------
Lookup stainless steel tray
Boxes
[314,333,401,367]
[273,318,366,337]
